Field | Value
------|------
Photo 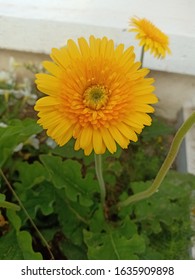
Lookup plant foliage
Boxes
[0,60,194,260]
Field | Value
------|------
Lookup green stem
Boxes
[0,168,54,260]
[118,112,195,208]
[140,46,145,66]
[94,154,106,206]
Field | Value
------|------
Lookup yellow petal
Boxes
[43,61,62,77]
[101,128,116,153]
[93,129,103,154]
[84,144,93,156]
[135,104,155,113]
[79,126,93,149]
[108,126,129,148]
[78,37,90,59]
[67,39,81,59]
[134,94,158,104]
[118,122,138,142]
[35,96,60,107]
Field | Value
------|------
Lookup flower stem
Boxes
[0,168,54,260]
[140,46,145,66]
[94,154,106,206]
[118,112,195,208]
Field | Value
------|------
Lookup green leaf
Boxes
[84,209,145,260]
[131,171,195,228]
[40,155,68,188]
[14,161,54,219]
[0,230,24,259]
[53,190,89,259]
[0,193,20,211]
[0,210,42,260]
[84,229,145,260]
[54,190,88,246]
[51,138,85,159]
[40,155,99,206]
[0,118,42,167]
[15,161,49,190]
[18,182,55,219]
[59,239,87,260]
[125,171,195,259]
[0,201,20,210]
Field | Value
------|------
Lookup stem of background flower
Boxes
[117,112,195,208]
[140,46,145,66]
[0,168,55,260]
[94,154,106,207]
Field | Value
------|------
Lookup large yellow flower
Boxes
[129,17,171,58]
[35,35,158,155]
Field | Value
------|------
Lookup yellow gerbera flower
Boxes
[129,17,171,58]
[35,35,158,155]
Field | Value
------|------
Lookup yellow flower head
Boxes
[129,17,171,58]
[35,36,158,155]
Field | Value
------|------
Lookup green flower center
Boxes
[84,85,109,110]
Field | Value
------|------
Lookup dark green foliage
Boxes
[119,171,195,259]
[0,115,194,260]
[0,210,42,260]
[83,209,145,260]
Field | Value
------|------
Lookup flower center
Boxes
[84,85,109,110]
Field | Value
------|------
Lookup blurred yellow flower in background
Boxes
[129,17,171,58]
[35,36,158,155]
